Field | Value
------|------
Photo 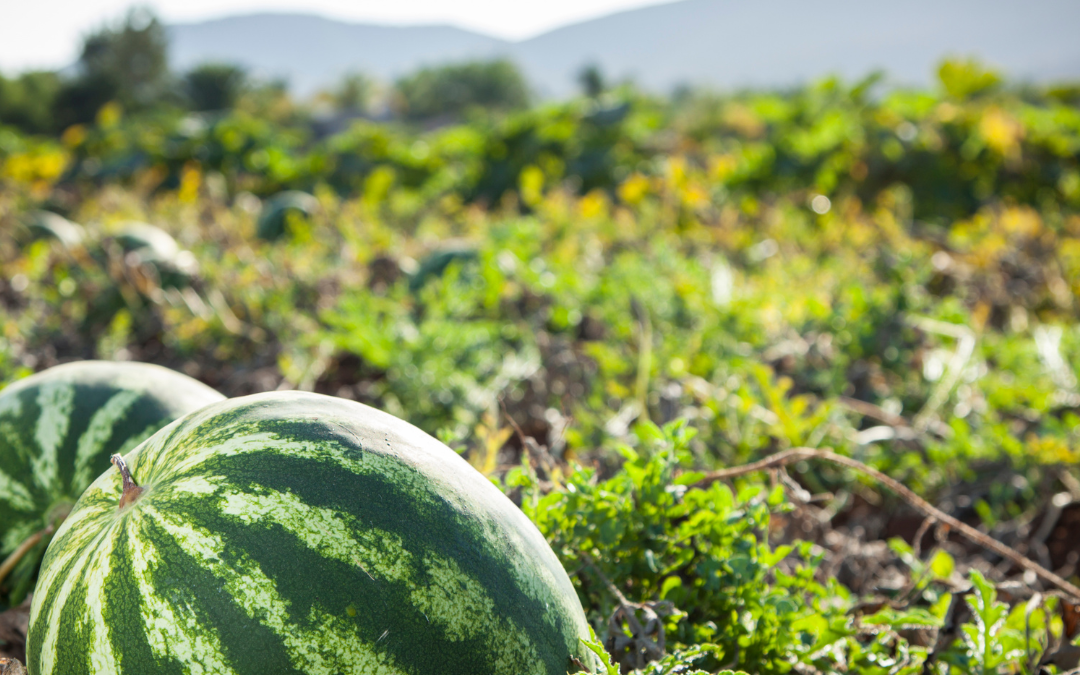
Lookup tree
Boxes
[937,58,1001,100]
[184,63,247,111]
[234,78,296,123]
[52,7,170,127]
[52,73,119,130]
[0,71,61,134]
[332,72,373,113]
[578,64,606,99]
[395,60,529,121]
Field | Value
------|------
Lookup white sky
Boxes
[0,0,671,73]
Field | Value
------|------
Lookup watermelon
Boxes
[114,223,200,289]
[256,191,318,241]
[27,392,596,675]
[0,361,224,602]
[23,211,85,249]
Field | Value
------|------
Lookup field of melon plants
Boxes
[2,61,1080,674]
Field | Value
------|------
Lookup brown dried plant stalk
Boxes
[692,447,1080,602]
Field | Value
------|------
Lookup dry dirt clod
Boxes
[0,657,27,675]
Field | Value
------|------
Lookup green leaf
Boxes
[674,471,706,485]
[929,549,955,580]
[861,606,944,629]
[930,593,953,621]
[660,575,683,599]
[579,626,619,675]
[761,545,793,567]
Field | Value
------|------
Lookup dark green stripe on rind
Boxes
[28,391,595,675]
[105,527,177,675]
[54,560,94,675]
[132,516,300,675]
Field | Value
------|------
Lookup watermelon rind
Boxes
[27,391,597,675]
[0,361,224,603]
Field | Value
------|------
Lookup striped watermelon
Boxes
[0,361,224,602]
[27,391,597,675]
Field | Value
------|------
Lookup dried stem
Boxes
[0,525,53,587]
[912,516,936,559]
[111,454,144,510]
[694,447,1080,602]
[838,396,909,428]
[581,552,634,608]
[580,552,666,663]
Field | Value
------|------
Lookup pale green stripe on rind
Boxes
[73,390,141,489]
[129,514,238,675]
[137,430,295,479]
[84,528,120,673]
[32,380,75,493]
[411,554,543,675]
[165,474,224,496]
[1,522,35,555]
[0,421,30,466]
[217,487,414,582]
[0,390,22,418]
[146,505,408,675]
[0,467,34,512]
[29,495,117,624]
[35,515,118,675]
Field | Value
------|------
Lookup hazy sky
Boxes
[0,0,672,73]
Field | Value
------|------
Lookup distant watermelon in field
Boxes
[27,391,596,675]
[113,223,181,259]
[22,211,85,249]
[256,190,318,241]
[0,361,224,603]
[113,223,200,289]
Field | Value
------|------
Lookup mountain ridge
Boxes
[167,0,1080,97]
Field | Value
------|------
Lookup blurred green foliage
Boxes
[0,71,61,135]
[184,63,249,112]
[330,72,375,114]
[55,8,171,128]
[395,59,531,121]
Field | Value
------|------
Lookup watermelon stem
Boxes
[110,454,144,509]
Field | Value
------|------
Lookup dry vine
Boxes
[0,526,52,588]
[692,447,1080,602]
[580,552,672,671]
